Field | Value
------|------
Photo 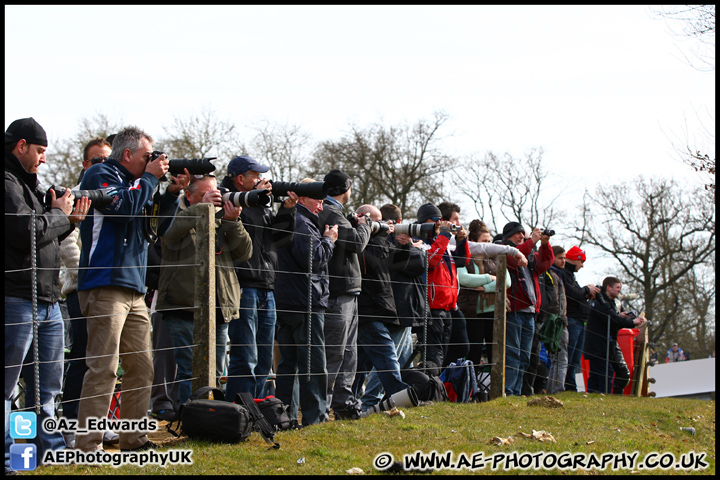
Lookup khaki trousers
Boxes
[76,286,154,451]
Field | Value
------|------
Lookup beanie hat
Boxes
[5,117,48,147]
[417,203,442,223]
[502,221,525,240]
[324,169,352,196]
[566,246,587,262]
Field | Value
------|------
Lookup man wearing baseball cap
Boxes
[5,117,90,472]
[556,245,601,392]
[219,155,299,401]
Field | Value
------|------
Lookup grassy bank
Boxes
[30,392,715,475]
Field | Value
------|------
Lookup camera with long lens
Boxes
[149,151,218,177]
[360,387,419,417]
[218,186,272,208]
[541,228,555,237]
[269,180,328,200]
[393,222,436,238]
[45,185,114,210]
[348,212,391,235]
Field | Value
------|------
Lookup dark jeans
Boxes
[466,311,494,365]
[521,324,541,396]
[275,311,327,426]
[444,309,469,367]
[564,317,586,392]
[62,290,88,420]
[587,341,630,394]
[422,309,452,375]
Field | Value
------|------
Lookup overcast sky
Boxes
[5,5,715,285]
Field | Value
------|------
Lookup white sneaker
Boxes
[103,430,120,445]
[64,433,76,449]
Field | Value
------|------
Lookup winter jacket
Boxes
[5,151,74,302]
[274,203,336,311]
[156,196,253,323]
[357,232,411,326]
[505,238,554,313]
[419,229,470,311]
[389,235,427,328]
[77,159,179,294]
[583,290,636,360]
[558,262,592,322]
[457,241,519,316]
[318,197,371,298]
[545,266,568,327]
[59,180,83,296]
[219,176,295,290]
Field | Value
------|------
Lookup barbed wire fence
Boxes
[6,207,651,419]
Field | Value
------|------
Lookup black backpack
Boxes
[254,395,299,431]
[167,387,252,443]
[402,369,449,403]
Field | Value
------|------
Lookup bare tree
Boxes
[307,111,455,215]
[651,5,715,72]
[40,112,123,189]
[249,118,312,183]
[158,105,238,175]
[569,176,715,348]
[455,147,566,234]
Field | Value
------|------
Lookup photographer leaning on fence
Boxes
[74,126,190,453]
[583,276,646,394]
[5,117,89,472]
[157,174,252,406]
[219,155,298,401]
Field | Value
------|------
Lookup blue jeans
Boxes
[353,321,409,411]
[275,312,327,426]
[565,317,586,392]
[361,326,412,409]
[5,297,66,470]
[164,314,228,405]
[505,311,535,396]
[226,288,276,400]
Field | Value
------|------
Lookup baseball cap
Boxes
[5,117,48,147]
[227,155,270,176]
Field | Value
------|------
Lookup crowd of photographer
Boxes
[5,117,650,472]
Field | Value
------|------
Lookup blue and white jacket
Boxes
[77,159,179,294]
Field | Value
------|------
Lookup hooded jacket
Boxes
[419,229,470,311]
[77,159,179,294]
[558,261,592,322]
[5,151,74,302]
[388,235,427,328]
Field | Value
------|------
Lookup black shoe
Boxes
[121,441,158,452]
[334,409,361,421]
[152,409,177,421]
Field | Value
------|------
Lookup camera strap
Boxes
[214,209,226,254]
[143,189,162,244]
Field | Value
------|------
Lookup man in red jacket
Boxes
[413,203,470,375]
[501,222,554,396]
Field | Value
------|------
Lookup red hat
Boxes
[566,246,586,262]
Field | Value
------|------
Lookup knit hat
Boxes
[566,246,587,262]
[324,169,352,196]
[417,203,442,223]
[227,155,270,176]
[502,221,525,240]
[5,117,48,147]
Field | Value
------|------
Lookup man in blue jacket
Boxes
[75,126,189,452]
[274,179,338,426]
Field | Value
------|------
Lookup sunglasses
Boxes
[429,216,441,222]
[89,156,108,165]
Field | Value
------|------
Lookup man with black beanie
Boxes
[318,169,371,420]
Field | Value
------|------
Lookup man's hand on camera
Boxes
[255,178,272,191]
[283,191,299,209]
[68,196,91,224]
[395,233,411,246]
[356,214,368,225]
[167,168,191,194]
[454,225,467,241]
[49,188,75,216]
[324,224,339,242]
[201,188,223,206]
[531,227,543,244]
[222,200,242,221]
[145,152,169,179]
[437,220,452,233]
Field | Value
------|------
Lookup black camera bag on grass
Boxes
[167,387,252,443]
[255,395,298,431]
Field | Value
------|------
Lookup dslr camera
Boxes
[149,151,217,177]
[541,228,555,237]
[393,222,436,239]
[347,212,390,235]
[269,180,328,200]
[45,185,114,210]
[218,186,273,208]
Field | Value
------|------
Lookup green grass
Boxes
[30,393,715,475]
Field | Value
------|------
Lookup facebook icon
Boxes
[10,444,37,471]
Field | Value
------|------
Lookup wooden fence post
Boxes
[490,254,507,399]
[192,203,216,394]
